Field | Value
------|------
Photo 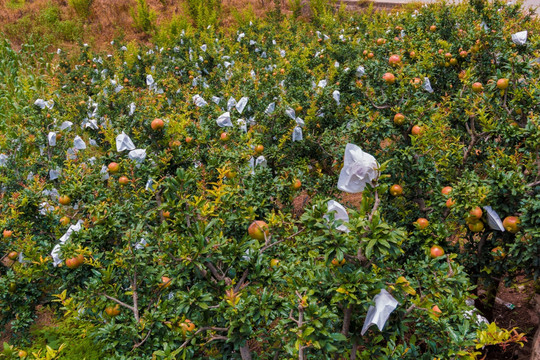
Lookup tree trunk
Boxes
[531,326,540,360]
[350,341,358,360]
[342,306,352,336]
[240,344,252,360]
[531,293,540,360]
[479,279,500,321]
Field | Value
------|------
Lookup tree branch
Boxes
[367,93,405,110]
[350,341,358,360]
[477,231,490,258]
[462,117,490,165]
[335,305,353,359]
[368,189,380,222]
[178,327,229,349]
[298,303,305,360]
[146,288,165,312]
[204,335,229,344]
[234,269,249,293]
[205,261,225,281]
[132,324,154,349]
[404,295,427,315]
[259,227,305,254]
[341,306,352,336]
[155,190,165,224]
[293,290,306,360]
[446,255,454,277]
[100,293,134,312]
[288,309,300,326]
[132,271,140,323]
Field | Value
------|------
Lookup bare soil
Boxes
[0,0,289,51]
[484,278,539,360]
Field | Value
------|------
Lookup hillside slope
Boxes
[0,0,278,50]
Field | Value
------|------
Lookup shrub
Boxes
[154,15,192,47]
[3,5,84,50]
[185,0,221,28]
[130,0,156,33]
[5,0,25,10]
[289,0,303,19]
[231,3,257,27]
[309,0,335,24]
[68,0,93,19]
[28,312,105,359]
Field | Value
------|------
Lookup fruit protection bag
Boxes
[337,144,379,193]
[324,200,350,233]
[361,289,399,335]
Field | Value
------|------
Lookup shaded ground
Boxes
[0,323,12,345]
[484,277,539,359]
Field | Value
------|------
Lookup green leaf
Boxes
[330,333,347,341]
[304,327,315,336]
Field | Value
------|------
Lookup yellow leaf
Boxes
[396,276,409,285]
[403,286,417,296]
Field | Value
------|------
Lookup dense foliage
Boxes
[0,0,538,358]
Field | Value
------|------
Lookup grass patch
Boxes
[4,3,85,47]
[5,0,25,10]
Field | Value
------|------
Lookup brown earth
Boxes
[484,278,539,360]
[0,322,13,345]
[0,0,290,51]
[0,305,56,345]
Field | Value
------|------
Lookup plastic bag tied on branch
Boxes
[361,289,399,336]
[324,200,350,233]
[337,144,379,193]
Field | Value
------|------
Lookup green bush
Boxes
[154,15,192,47]
[56,20,84,41]
[130,0,156,33]
[309,0,335,24]
[68,0,94,19]
[185,0,221,28]
[5,0,25,10]
[40,4,61,24]
[3,4,83,46]
[231,3,257,27]
[28,318,105,359]
[289,0,303,19]
[3,15,33,44]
